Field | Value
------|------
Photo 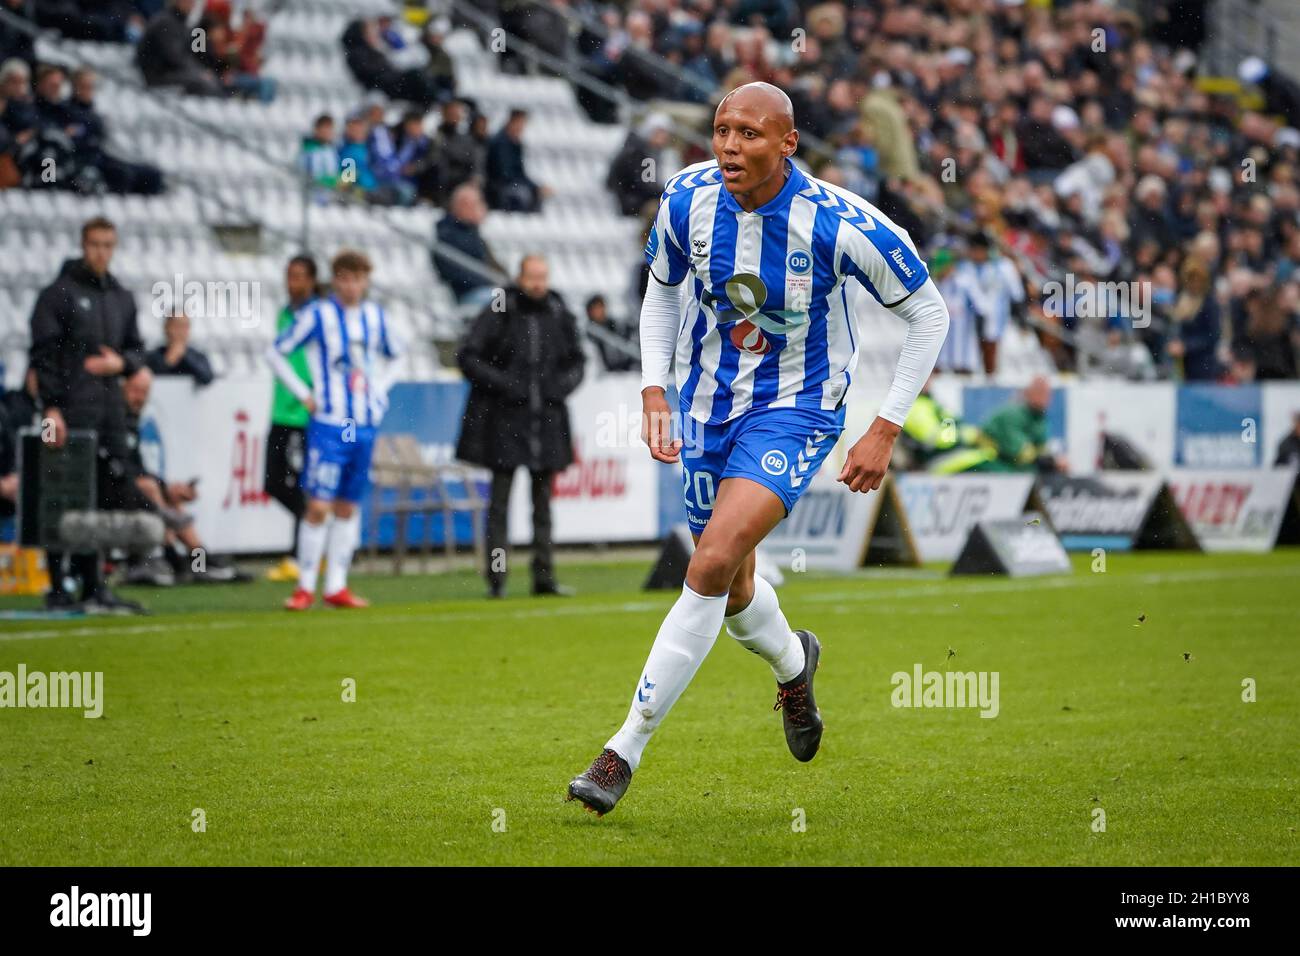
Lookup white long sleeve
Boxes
[876,277,950,427]
[264,344,312,404]
[639,277,681,391]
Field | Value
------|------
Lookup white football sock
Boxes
[297,518,329,593]
[725,573,805,683]
[323,513,359,595]
[605,584,727,772]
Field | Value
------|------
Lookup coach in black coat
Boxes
[455,256,585,597]
[28,217,151,612]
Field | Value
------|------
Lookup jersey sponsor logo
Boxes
[889,247,915,278]
[786,249,812,275]
[761,449,789,476]
[730,318,771,354]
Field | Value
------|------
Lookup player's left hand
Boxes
[838,416,901,493]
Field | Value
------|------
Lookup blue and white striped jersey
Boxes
[644,158,929,426]
[270,297,400,429]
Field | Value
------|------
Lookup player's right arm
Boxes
[639,191,691,464]
[265,301,318,413]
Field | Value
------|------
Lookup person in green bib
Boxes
[263,255,318,581]
[976,375,1067,473]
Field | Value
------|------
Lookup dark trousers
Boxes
[486,467,555,592]
[264,424,306,553]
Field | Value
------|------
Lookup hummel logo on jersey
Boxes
[889,247,915,278]
[692,238,708,258]
[790,431,830,488]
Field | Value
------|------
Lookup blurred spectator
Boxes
[932,248,988,376]
[980,376,1066,474]
[30,0,145,43]
[145,312,214,385]
[433,182,505,305]
[193,5,275,102]
[966,233,1026,375]
[64,68,164,195]
[485,108,549,212]
[0,57,35,143]
[338,110,379,198]
[370,107,431,206]
[432,98,486,205]
[899,374,992,474]
[137,0,225,97]
[420,16,456,105]
[498,0,568,78]
[122,366,240,585]
[300,113,340,195]
[1167,256,1221,380]
[585,294,639,373]
[606,112,673,217]
[341,15,440,107]
[1238,287,1297,380]
[455,255,585,598]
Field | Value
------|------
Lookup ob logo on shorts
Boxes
[761,449,788,476]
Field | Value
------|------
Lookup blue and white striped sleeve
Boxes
[265,302,318,404]
[838,218,930,308]
[644,191,692,286]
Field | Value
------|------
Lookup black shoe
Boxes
[43,589,83,613]
[84,587,149,616]
[774,630,822,762]
[533,582,575,597]
[566,748,633,816]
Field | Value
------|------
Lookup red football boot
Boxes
[323,588,370,609]
[284,588,315,611]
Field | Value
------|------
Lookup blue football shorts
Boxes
[679,403,846,533]
[302,419,378,503]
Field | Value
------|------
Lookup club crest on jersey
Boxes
[786,249,812,275]
[761,450,789,476]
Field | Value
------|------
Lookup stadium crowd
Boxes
[543,0,1299,383]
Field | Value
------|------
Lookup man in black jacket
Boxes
[135,0,222,96]
[485,109,549,212]
[29,216,149,613]
[455,255,585,597]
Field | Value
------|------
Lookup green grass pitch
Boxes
[1,549,1297,866]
